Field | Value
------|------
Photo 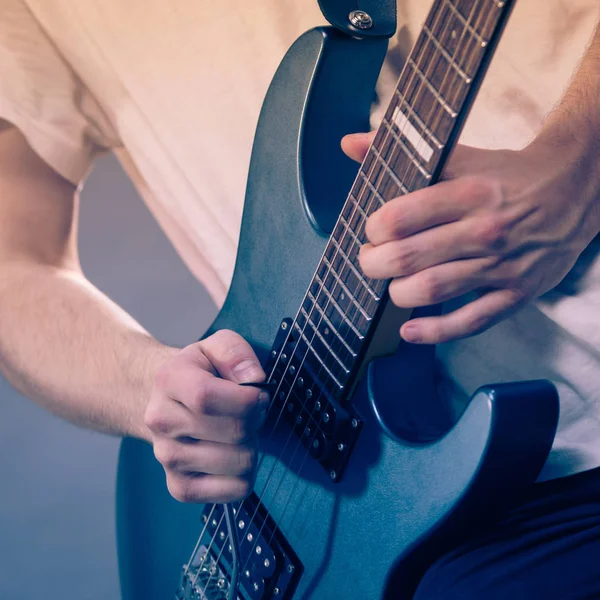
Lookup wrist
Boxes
[127,337,180,443]
[526,119,600,240]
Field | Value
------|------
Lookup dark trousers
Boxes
[414,466,600,599]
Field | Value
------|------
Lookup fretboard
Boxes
[274,0,514,400]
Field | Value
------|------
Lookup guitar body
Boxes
[117,27,558,600]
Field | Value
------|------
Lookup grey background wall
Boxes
[0,155,217,599]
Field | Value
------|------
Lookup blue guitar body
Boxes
[117,27,559,600]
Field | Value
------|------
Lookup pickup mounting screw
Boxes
[273,588,281,596]
[217,578,226,589]
[323,412,330,423]
[330,470,337,480]
[281,322,288,330]
[253,582,260,592]
[351,418,359,428]
[287,564,295,574]
[348,10,374,30]
[338,443,346,452]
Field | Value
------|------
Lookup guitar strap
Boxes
[317,0,397,38]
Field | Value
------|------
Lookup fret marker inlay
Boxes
[391,107,434,162]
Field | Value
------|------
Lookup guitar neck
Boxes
[272,0,515,400]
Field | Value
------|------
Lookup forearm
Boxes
[0,262,178,440]
[527,20,600,240]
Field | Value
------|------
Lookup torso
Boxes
[24,0,600,479]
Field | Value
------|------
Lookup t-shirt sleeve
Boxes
[0,0,117,184]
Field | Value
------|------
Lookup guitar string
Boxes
[195,1,482,593]
[192,21,434,593]
[252,0,496,570]
[192,0,488,592]
[190,0,495,595]
[248,0,468,561]
[195,0,491,593]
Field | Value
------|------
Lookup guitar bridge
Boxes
[176,495,302,600]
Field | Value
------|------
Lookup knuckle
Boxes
[189,377,210,414]
[476,215,507,250]
[144,405,171,435]
[231,418,249,444]
[236,445,256,475]
[167,475,197,503]
[466,312,492,336]
[419,272,444,304]
[154,441,183,471]
[233,476,253,501]
[391,243,419,276]
[462,176,491,203]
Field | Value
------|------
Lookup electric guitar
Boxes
[117,1,559,598]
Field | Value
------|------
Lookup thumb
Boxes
[341,131,376,163]
[197,330,265,384]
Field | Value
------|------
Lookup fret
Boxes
[395,92,444,150]
[422,25,472,83]
[442,0,488,46]
[306,290,364,349]
[326,237,380,303]
[358,171,388,204]
[297,308,353,374]
[311,264,369,336]
[382,116,434,178]
[451,0,501,41]
[339,215,364,249]
[426,4,488,79]
[347,192,371,221]
[292,323,344,391]
[325,229,380,302]
[407,58,458,118]
[300,303,358,360]
[321,249,374,319]
[369,147,409,194]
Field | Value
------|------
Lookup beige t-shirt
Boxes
[1,0,599,480]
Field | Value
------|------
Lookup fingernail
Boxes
[402,324,421,343]
[233,359,263,383]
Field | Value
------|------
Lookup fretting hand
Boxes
[342,130,600,344]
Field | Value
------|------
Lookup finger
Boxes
[154,438,257,477]
[360,219,488,279]
[146,385,268,441]
[154,362,269,419]
[365,180,471,246]
[400,288,525,344]
[166,472,254,504]
[387,257,495,308]
[198,329,265,384]
[341,131,376,163]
